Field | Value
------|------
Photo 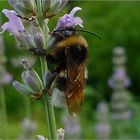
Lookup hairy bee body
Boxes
[49,29,88,115]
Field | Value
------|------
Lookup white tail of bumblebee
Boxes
[51,88,67,107]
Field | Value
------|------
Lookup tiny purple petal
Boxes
[69,7,82,18]
[1,9,24,35]
[3,72,13,84]
[57,14,71,28]
[72,17,83,27]
[56,7,83,29]
[1,23,10,33]
[115,68,125,79]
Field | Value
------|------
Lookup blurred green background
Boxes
[0,1,140,139]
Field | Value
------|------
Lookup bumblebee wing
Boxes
[66,50,86,115]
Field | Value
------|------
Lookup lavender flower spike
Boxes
[56,7,83,29]
[1,9,24,36]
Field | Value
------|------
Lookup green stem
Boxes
[0,86,8,139]
[43,93,57,139]
[24,96,32,119]
[40,58,57,139]
[40,57,47,82]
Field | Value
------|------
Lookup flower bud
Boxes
[17,31,34,48]
[13,80,42,99]
[43,0,68,18]
[42,0,51,15]
[31,18,44,48]
[43,19,50,49]
[21,59,32,70]
[8,0,33,17]
[14,33,32,48]
[34,33,44,48]
[23,60,43,86]
[21,59,43,92]
[29,69,43,89]
[21,0,35,13]
[45,0,62,17]
[36,135,48,140]
[13,81,33,95]
[22,69,43,93]
[8,0,25,16]
[44,71,57,89]
[57,128,65,140]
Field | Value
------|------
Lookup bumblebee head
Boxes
[52,27,101,40]
[52,27,77,38]
[48,28,78,48]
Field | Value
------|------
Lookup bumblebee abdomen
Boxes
[56,76,67,91]
[51,72,67,108]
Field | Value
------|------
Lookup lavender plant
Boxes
[0,18,12,139]
[0,1,86,139]
[11,45,37,139]
[62,112,80,139]
[108,47,132,120]
[95,101,111,139]
[18,117,37,140]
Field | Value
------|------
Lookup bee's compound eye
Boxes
[62,30,73,36]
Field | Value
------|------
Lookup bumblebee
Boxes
[30,27,100,115]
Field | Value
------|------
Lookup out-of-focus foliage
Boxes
[1,1,140,139]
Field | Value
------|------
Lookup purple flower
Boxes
[108,68,131,88]
[56,7,83,29]
[3,72,13,84]
[1,9,33,48]
[115,68,126,79]
[1,9,24,36]
[13,60,43,99]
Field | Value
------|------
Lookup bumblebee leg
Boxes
[43,62,66,95]
[43,72,57,95]
[46,54,59,63]
[29,48,47,58]
[29,48,59,64]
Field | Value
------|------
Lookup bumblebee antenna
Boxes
[74,28,101,40]
[53,28,101,40]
